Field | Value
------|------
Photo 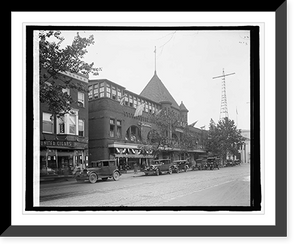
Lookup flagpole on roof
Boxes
[154,46,157,74]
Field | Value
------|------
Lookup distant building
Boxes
[240,129,251,163]
[88,71,207,168]
[40,70,89,178]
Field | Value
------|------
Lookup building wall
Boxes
[40,71,89,176]
[88,79,208,164]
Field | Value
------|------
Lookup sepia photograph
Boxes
[31,27,257,209]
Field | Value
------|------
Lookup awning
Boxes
[108,142,138,149]
[114,154,153,159]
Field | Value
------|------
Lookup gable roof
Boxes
[140,72,180,110]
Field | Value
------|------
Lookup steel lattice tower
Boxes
[213,68,235,120]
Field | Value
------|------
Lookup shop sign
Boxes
[40,140,74,147]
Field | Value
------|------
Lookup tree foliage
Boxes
[39,30,100,115]
[142,107,200,158]
[206,117,245,161]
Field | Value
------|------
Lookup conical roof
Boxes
[140,72,180,109]
[179,101,189,112]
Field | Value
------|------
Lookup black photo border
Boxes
[4,2,286,237]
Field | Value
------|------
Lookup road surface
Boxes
[39,163,250,207]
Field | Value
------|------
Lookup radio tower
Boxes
[212,68,235,120]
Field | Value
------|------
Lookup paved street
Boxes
[39,163,250,207]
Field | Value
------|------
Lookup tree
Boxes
[143,107,199,159]
[206,117,245,164]
[39,30,100,116]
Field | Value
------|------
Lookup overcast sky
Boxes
[60,30,251,130]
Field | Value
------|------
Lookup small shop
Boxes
[40,140,88,178]
[108,142,153,171]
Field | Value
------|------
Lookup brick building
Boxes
[88,71,207,168]
[40,71,89,178]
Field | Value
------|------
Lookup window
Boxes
[116,120,122,139]
[88,85,93,100]
[145,101,149,112]
[133,97,137,108]
[62,88,70,95]
[69,114,76,135]
[112,86,116,100]
[129,95,133,107]
[117,89,121,101]
[78,91,85,107]
[78,119,84,137]
[137,98,141,106]
[56,110,78,135]
[57,116,65,134]
[42,113,54,133]
[106,83,111,98]
[93,83,99,98]
[109,119,115,137]
[124,94,128,106]
[100,83,104,97]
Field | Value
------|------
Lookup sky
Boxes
[59,30,250,130]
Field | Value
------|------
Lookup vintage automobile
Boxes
[142,159,173,176]
[171,160,189,173]
[75,159,121,184]
[193,158,208,170]
[206,157,220,170]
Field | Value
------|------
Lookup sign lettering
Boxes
[40,140,74,147]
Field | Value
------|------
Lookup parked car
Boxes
[75,159,121,184]
[171,160,189,173]
[142,159,173,176]
[193,158,207,170]
[207,157,220,170]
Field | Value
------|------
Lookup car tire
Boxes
[112,171,120,181]
[156,169,160,176]
[89,173,98,184]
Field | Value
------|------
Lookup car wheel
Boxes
[112,171,120,181]
[169,167,172,175]
[89,173,97,184]
[156,169,160,176]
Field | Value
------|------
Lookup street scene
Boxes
[40,163,250,207]
[35,29,251,208]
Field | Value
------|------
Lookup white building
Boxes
[240,129,250,163]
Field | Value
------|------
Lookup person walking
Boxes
[134,162,138,174]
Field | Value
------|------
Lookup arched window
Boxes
[125,125,141,142]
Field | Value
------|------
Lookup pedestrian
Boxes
[134,163,138,174]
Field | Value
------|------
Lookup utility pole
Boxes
[212,68,235,120]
